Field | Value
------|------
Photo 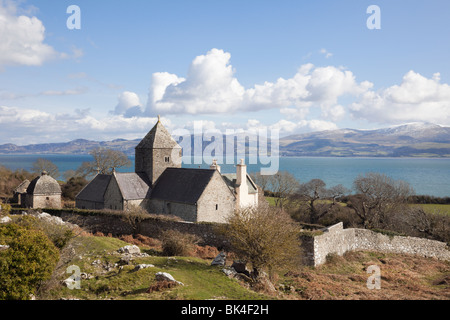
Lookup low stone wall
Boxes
[302,222,450,267]
[57,211,229,249]
[13,209,449,266]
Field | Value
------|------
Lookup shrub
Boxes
[193,245,220,259]
[0,202,12,215]
[161,230,199,257]
[147,280,178,293]
[221,206,302,279]
[14,215,74,250]
[0,223,60,300]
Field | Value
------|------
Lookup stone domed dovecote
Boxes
[26,171,62,209]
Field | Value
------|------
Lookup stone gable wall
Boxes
[104,177,123,211]
[197,171,236,223]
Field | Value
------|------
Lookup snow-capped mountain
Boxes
[279,122,450,157]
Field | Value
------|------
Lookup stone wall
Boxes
[57,210,229,248]
[24,209,450,266]
[149,199,198,223]
[27,194,61,209]
[302,222,450,267]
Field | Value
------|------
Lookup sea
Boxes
[0,154,449,198]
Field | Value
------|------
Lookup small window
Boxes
[215,204,218,211]
[46,197,50,200]
[165,156,170,163]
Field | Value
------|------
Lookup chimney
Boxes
[236,159,249,209]
[236,159,246,186]
[210,159,221,173]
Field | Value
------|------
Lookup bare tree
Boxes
[63,170,77,182]
[293,179,348,224]
[250,172,271,194]
[328,184,350,204]
[222,206,302,282]
[76,148,131,178]
[268,171,300,209]
[31,158,60,178]
[404,207,450,243]
[348,172,414,229]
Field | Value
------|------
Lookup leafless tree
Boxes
[328,184,350,204]
[267,171,300,209]
[31,158,60,178]
[222,206,302,281]
[295,179,328,224]
[250,172,271,194]
[348,172,414,229]
[76,148,131,178]
[404,206,450,243]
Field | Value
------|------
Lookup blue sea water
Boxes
[0,154,449,197]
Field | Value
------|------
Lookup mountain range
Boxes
[279,122,450,157]
[0,122,449,158]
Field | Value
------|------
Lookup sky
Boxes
[0,0,449,145]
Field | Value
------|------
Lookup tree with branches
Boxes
[222,206,302,282]
[348,172,414,229]
[31,159,60,179]
[75,148,131,178]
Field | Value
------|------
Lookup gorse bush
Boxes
[0,223,60,300]
[14,215,74,250]
[0,202,12,215]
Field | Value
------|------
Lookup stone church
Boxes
[75,118,259,223]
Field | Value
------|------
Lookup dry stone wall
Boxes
[54,210,229,248]
[303,222,450,267]
[21,210,449,266]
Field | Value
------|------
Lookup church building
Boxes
[75,118,259,223]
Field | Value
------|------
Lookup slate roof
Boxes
[27,173,61,195]
[76,174,112,203]
[150,168,216,204]
[15,179,30,193]
[136,120,181,149]
[114,172,151,200]
[221,173,258,194]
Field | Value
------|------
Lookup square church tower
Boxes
[134,116,182,186]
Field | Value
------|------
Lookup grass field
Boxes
[41,235,269,300]
[419,204,450,215]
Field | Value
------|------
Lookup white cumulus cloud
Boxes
[145,49,371,119]
[112,91,144,117]
[0,1,61,69]
[350,70,450,125]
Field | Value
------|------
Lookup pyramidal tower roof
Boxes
[136,116,181,149]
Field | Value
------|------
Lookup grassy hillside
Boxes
[40,235,268,300]
[37,233,449,301]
